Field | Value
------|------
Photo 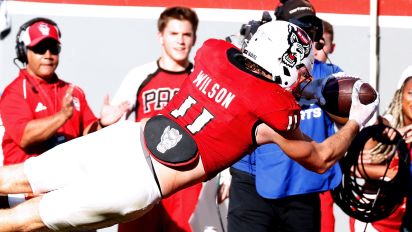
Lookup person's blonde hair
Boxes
[384,77,412,128]
[367,76,412,163]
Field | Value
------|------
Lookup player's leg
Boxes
[0,121,161,230]
[32,121,162,230]
[0,164,33,194]
[0,127,117,198]
[23,121,151,194]
[36,173,160,230]
[0,196,48,231]
[0,129,106,198]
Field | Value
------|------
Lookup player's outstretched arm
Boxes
[256,80,379,173]
[256,120,359,173]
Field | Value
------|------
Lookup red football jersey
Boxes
[135,64,191,121]
[163,39,301,178]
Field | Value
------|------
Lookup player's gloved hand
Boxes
[349,80,379,127]
[299,76,334,106]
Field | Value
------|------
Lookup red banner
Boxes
[15,0,412,16]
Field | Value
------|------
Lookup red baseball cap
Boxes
[22,21,60,47]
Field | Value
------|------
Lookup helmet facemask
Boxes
[291,64,313,98]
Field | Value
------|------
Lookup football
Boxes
[321,76,378,124]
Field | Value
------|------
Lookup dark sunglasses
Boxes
[29,42,61,55]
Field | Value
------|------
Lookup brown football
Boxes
[321,76,377,124]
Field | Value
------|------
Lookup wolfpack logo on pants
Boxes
[157,126,182,154]
[144,115,198,166]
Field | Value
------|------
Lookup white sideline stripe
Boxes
[7,1,412,28]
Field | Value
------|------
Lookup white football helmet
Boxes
[242,20,314,91]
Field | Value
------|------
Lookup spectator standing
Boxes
[0,17,128,204]
[111,6,202,232]
[226,1,344,232]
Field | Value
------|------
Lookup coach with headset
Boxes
[0,18,128,201]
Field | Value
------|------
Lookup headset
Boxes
[315,39,324,51]
[15,17,61,64]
